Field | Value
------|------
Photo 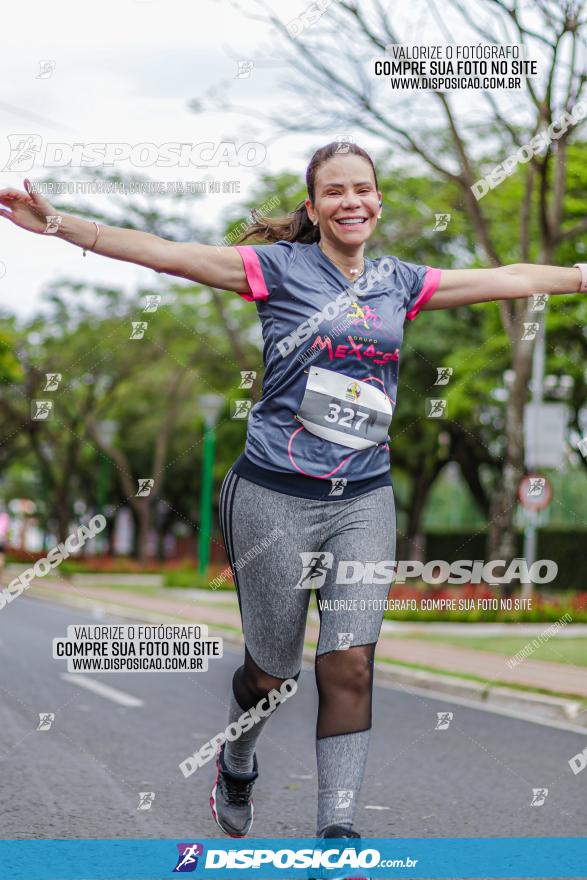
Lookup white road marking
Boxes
[61,674,143,707]
[365,805,391,810]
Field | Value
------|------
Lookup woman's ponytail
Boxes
[236,201,319,245]
[235,141,379,246]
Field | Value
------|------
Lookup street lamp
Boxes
[95,420,118,552]
[96,419,118,446]
[39,441,52,552]
[197,394,224,576]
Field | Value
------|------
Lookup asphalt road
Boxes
[1,596,585,843]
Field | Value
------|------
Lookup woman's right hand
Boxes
[0,179,253,294]
[0,179,59,234]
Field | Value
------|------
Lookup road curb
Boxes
[369,660,587,729]
[26,588,587,731]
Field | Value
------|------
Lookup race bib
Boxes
[296,366,393,450]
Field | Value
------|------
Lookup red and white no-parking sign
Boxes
[517,473,553,511]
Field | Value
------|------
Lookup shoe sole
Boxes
[209,752,254,838]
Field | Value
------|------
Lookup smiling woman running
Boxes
[1,144,585,855]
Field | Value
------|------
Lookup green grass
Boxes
[399,632,587,667]
[75,582,163,598]
[163,569,235,590]
[32,581,241,607]
[383,606,587,622]
[28,585,242,627]
[375,656,587,703]
[30,581,168,600]
[303,640,587,701]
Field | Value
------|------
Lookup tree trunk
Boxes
[449,429,492,518]
[486,341,531,563]
[230,0,583,594]
[485,341,539,601]
[56,491,70,545]
[136,500,151,564]
[486,242,553,578]
[402,459,447,560]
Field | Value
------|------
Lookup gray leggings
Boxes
[218,468,396,833]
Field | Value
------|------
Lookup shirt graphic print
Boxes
[234,240,441,481]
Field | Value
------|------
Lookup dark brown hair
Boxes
[236,141,379,244]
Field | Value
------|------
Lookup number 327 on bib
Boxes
[295,366,393,450]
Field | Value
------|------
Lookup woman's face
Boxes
[306,154,382,249]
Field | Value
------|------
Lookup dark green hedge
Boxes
[420,528,585,591]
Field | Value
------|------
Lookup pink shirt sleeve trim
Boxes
[406,267,442,321]
[234,245,270,301]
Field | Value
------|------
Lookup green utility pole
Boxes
[95,421,118,555]
[39,471,48,553]
[198,424,216,575]
[197,394,224,576]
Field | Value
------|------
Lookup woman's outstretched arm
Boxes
[422,263,583,311]
[0,179,251,295]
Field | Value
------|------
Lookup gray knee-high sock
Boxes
[223,692,273,775]
[316,730,370,835]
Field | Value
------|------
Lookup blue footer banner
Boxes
[1,837,586,879]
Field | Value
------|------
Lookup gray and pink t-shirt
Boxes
[231,240,440,496]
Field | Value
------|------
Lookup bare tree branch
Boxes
[557,214,587,242]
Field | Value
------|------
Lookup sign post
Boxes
[518,473,553,600]
[519,299,566,601]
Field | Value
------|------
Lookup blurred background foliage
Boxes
[1,155,587,578]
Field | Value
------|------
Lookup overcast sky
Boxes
[0,0,552,320]
[0,0,381,319]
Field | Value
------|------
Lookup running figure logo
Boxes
[3,134,42,171]
[334,136,353,153]
[427,399,446,418]
[527,477,545,497]
[129,321,148,340]
[173,843,204,873]
[137,792,155,811]
[335,790,354,809]
[239,370,256,389]
[522,322,539,340]
[37,713,55,731]
[37,60,56,79]
[435,711,453,730]
[336,632,354,651]
[232,400,252,419]
[433,213,451,231]
[143,294,162,313]
[294,552,334,589]
[32,400,53,420]
[43,373,62,391]
[347,301,382,330]
[531,294,548,311]
[434,367,453,386]
[329,478,347,497]
[236,60,254,79]
[530,788,549,806]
